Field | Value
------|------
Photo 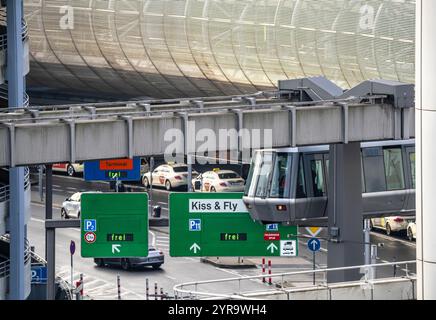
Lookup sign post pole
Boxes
[307,237,321,285]
[149,157,154,215]
[187,154,193,192]
[70,240,76,297]
[38,165,44,202]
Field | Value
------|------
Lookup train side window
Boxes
[384,148,405,190]
[296,156,307,198]
[310,160,325,197]
[362,147,386,192]
[410,152,416,188]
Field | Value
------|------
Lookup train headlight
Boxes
[276,205,287,211]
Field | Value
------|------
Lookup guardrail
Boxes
[173,260,416,300]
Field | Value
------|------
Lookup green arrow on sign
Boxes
[190,243,201,254]
[169,193,298,257]
[81,193,149,258]
[267,243,278,254]
[112,244,121,254]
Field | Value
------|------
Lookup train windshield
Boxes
[244,151,291,198]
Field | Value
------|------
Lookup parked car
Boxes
[192,169,245,192]
[370,216,412,236]
[52,162,84,177]
[142,163,198,191]
[407,221,416,241]
[61,191,101,219]
[94,248,164,270]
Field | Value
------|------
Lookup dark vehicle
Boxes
[94,248,164,270]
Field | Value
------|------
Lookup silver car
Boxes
[93,248,164,270]
[61,191,101,219]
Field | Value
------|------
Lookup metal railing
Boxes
[0,235,32,279]
[0,167,30,203]
[173,260,416,300]
[0,84,30,108]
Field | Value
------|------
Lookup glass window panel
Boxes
[310,160,325,197]
[255,152,274,198]
[270,153,290,198]
[384,148,405,191]
[296,156,307,199]
[410,152,416,189]
[245,152,262,197]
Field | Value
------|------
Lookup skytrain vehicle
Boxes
[243,140,415,226]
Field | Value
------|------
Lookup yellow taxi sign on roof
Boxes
[212,168,221,172]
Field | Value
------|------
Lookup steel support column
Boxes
[7,0,26,300]
[416,0,436,300]
[327,143,364,283]
[45,165,56,300]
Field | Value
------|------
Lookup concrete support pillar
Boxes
[327,143,364,283]
[7,0,26,300]
[416,0,436,300]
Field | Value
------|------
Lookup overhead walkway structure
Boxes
[0,77,414,167]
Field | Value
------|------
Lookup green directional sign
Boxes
[81,193,148,258]
[169,193,298,257]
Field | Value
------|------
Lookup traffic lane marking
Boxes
[379,259,415,275]
[370,231,416,248]
[149,230,156,247]
[31,202,63,210]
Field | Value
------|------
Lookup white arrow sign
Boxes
[190,243,201,254]
[112,244,121,254]
[267,243,278,254]
[309,239,318,251]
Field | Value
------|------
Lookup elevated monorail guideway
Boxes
[0,78,414,168]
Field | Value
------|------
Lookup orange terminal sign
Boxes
[99,159,133,171]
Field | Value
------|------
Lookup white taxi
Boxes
[52,162,84,176]
[142,163,198,191]
[192,169,245,192]
[407,221,416,241]
[370,216,412,236]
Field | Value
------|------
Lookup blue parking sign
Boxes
[189,219,201,231]
[84,219,97,232]
[31,266,47,284]
[266,224,279,231]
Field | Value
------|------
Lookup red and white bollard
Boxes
[75,273,84,300]
[262,258,266,283]
[268,260,272,285]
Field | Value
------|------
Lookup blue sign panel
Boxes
[189,219,201,231]
[84,219,97,232]
[307,238,321,252]
[84,158,141,181]
[31,266,47,284]
[266,224,279,231]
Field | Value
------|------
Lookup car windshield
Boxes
[173,166,188,172]
[218,172,240,179]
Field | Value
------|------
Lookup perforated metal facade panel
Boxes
[24,0,415,99]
